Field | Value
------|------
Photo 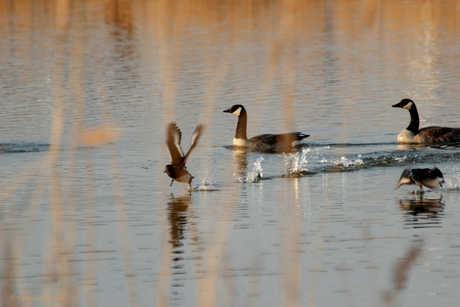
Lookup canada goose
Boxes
[396,167,445,191]
[164,122,203,187]
[223,104,309,150]
[392,98,460,143]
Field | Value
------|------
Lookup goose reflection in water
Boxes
[232,147,249,177]
[398,196,445,228]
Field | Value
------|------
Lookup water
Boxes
[1,1,460,306]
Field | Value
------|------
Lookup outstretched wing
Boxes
[182,125,203,167]
[396,168,414,189]
[166,122,185,166]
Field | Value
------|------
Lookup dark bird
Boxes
[223,104,309,150]
[392,98,460,143]
[164,122,203,187]
[396,167,445,191]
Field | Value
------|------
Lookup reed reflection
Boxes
[398,196,445,228]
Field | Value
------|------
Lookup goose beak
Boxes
[392,101,404,108]
[223,108,231,113]
[163,169,167,173]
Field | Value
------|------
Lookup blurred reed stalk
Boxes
[383,241,425,307]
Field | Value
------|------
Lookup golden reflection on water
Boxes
[2,1,460,306]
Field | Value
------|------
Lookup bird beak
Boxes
[223,108,231,113]
[163,169,167,173]
[392,101,403,108]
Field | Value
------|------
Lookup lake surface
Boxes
[1,0,460,306]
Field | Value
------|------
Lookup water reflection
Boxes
[232,147,248,177]
[397,143,431,150]
[2,0,460,306]
[167,192,191,299]
[397,143,460,150]
[0,142,49,154]
[167,193,191,253]
[398,196,445,228]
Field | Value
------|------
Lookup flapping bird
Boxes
[164,122,202,187]
[396,167,445,191]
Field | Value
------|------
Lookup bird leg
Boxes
[170,180,174,187]
[416,184,425,195]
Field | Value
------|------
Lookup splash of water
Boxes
[444,166,460,190]
[284,148,310,175]
[333,156,364,168]
[193,173,218,191]
[239,157,264,183]
[393,156,407,163]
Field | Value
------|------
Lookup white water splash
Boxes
[284,148,310,175]
[333,156,364,168]
[444,166,460,190]
[393,155,407,163]
[193,173,218,191]
[239,157,264,183]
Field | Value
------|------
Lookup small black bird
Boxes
[392,98,460,143]
[164,122,203,187]
[396,167,445,191]
[223,104,309,150]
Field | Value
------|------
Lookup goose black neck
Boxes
[407,105,420,134]
[235,109,248,139]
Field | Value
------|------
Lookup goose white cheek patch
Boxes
[233,107,242,116]
[403,101,413,110]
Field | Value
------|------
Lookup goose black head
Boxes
[223,104,245,116]
[392,98,414,110]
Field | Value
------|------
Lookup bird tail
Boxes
[294,132,310,140]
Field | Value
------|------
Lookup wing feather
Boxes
[417,126,460,143]
[249,132,309,150]
[182,125,203,166]
[396,168,414,189]
[166,122,185,166]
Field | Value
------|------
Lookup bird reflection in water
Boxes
[232,147,249,177]
[167,193,192,255]
[398,196,445,228]
[167,192,202,295]
[397,143,460,151]
[167,193,194,294]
